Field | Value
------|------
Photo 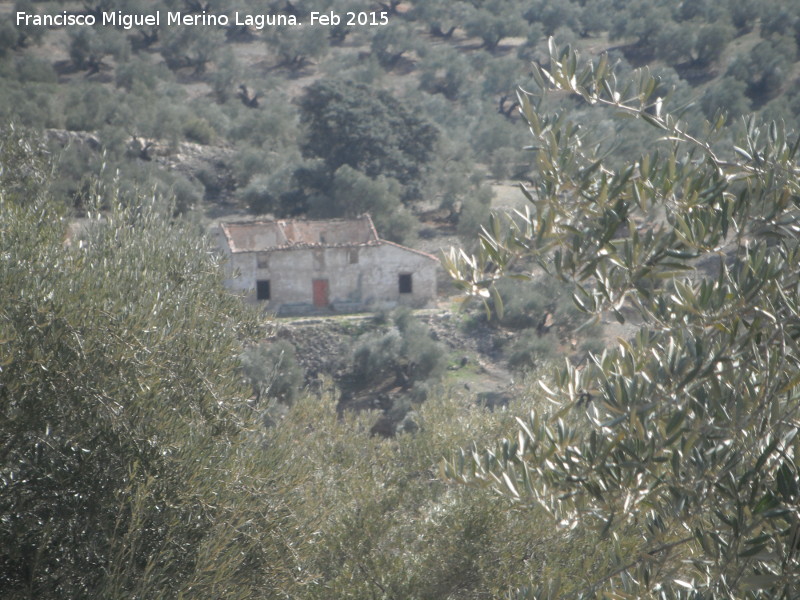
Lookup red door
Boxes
[312,279,329,307]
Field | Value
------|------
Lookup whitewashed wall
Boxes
[222,242,438,312]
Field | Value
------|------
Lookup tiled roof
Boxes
[218,215,439,262]
[219,215,379,252]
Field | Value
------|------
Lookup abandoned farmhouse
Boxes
[217,215,439,315]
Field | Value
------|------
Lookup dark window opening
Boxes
[398,273,413,294]
[256,279,271,301]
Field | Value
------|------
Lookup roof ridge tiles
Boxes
[219,215,437,261]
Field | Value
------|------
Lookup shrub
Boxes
[183,116,215,145]
[327,166,413,242]
[63,83,116,131]
[491,278,549,329]
[506,329,557,371]
[160,25,222,74]
[351,327,403,384]
[0,129,306,598]
[0,82,57,129]
[270,389,553,599]
[0,20,18,57]
[265,24,330,71]
[68,26,129,73]
[240,340,304,407]
[228,95,298,148]
[700,75,750,120]
[167,172,204,214]
[14,55,56,83]
[394,308,448,383]
[349,309,446,387]
[241,175,276,215]
[490,145,527,180]
[115,56,171,93]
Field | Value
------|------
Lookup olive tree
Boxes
[443,40,800,598]
[160,24,223,74]
[297,78,439,203]
[68,26,130,74]
[265,24,329,71]
[0,129,308,598]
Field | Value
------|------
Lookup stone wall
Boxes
[222,242,438,313]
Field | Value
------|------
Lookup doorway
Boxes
[312,279,329,307]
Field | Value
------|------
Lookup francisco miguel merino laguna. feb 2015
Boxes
[15,10,389,29]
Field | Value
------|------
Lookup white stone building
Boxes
[217,215,438,315]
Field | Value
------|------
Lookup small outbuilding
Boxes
[217,215,438,315]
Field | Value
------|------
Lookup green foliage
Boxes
[350,308,446,388]
[4,1,45,51]
[609,0,671,46]
[235,146,307,217]
[165,171,204,214]
[228,91,298,148]
[419,46,473,101]
[160,25,223,74]
[471,111,528,159]
[0,129,306,598]
[394,308,448,383]
[465,3,526,51]
[265,24,329,71]
[0,125,50,203]
[319,164,399,218]
[297,78,439,201]
[68,26,129,73]
[489,278,583,331]
[351,327,403,383]
[481,56,523,99]
[727,35,798,103]
[524,0,583,37]
[700,75,750,121]
[444,40,800,597]
[240,339,304,406]
[694,22,734,67]
[573,0,612,37]
[115,56,171,93]
[653,21,694,66]
[182,116,216,144]
[0,21,18,58]
[411,0,467,39]
[727,0,762,33]
[11,55,55,84]
[272,388,562,599]
[490,145,527,180]
[8,6,800,597]
[477,276,603,371]
[421,137,494,225]
[457,189,493,241]
[370,21,417,69]
[240,173,277,214]
[506,329,557,371]
[209,49,241,103]
[63,83,118,132]
[309,164,412,242]
[3,0,800,237]
[759,1,800,39]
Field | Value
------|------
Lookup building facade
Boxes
[217,215,438,314]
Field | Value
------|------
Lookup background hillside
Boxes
[3,0,800,243]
